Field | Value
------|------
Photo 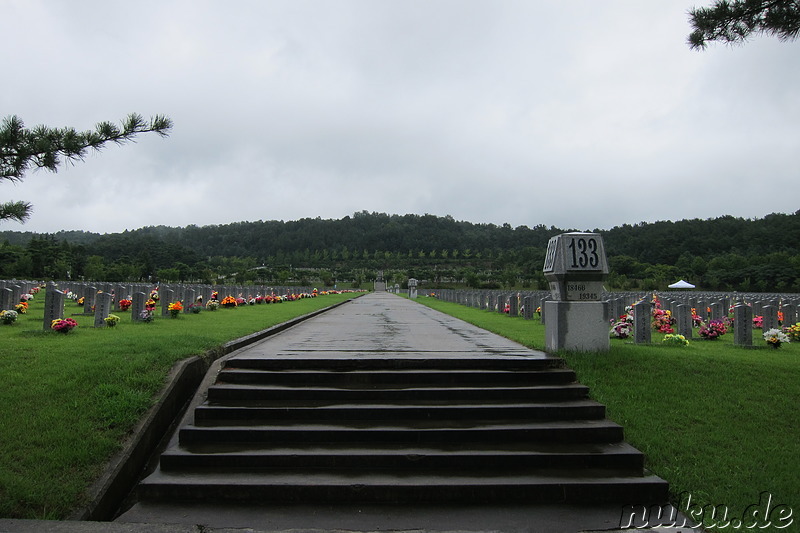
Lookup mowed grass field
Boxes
[0,289,357,519]
[416,296,800,531]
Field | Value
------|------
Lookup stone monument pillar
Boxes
[543,232,610,352]
[408,278,418,299]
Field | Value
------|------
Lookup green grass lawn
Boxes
[2,290,798,529]
[0,289,358,519]
[416,297,800,531]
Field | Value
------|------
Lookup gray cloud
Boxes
[2,0,797,234]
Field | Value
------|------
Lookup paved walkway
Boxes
[0,293,678,532]
[220,291,549,359]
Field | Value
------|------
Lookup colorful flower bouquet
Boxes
[663,334,689,347]
[610,320,633,339]
[699,319,727,340]
[753,315,764,329]
[221,296,238,308]
[104,314,121,327]
[168,301,183,318]
[206,300,220,311]
[51,318,78,334]
[651,297,675,334]
[188,303,203,314]
[786,323,800,342]
[145,299,157,311]
[0,310,19,325]
[763,328,789,349]
[14,302,28,314]
[652,310,675,334]
[118,299,132,311]
[139,309,154,323]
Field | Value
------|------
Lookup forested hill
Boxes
[1,211,799,292]
[3,211,799,262]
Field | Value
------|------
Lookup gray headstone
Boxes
[733,304,753,347]
[762,305,779,332]
[782,303,796,327]
[633,301,651,344]
[676,304,692,339]
[131,292,146,322]
[43,283,65,331]
[696,300,708,321]
[539,298,548,324]
[161,288,175,317]
[83,287,97,315]
[184,288,196,313]
[522,296,533,320]
[710,302,724,322]
[94,292,113,327]
[10,285,22,307]
[0,287,12,311]
[610,298,624,323]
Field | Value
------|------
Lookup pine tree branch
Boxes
[688,0,800,49]
[0,113,172,181]
[0,201,33,223]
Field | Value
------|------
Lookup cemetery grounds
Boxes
[0,287,797,531]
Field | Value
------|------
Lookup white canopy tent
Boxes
[667,280,696,289]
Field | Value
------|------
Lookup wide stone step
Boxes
[216,368,577,387]
[223,355,564,372]
[205,383,590,403]
[159,441,645,472]
[178,419,624,446]
[193,399,606,425]
[137,468,669,504]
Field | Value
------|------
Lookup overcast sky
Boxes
[2,0,798,235]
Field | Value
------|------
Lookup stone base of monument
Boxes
[545,301,610,352]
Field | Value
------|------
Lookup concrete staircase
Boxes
[137,354,668,505]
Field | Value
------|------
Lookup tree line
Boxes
[1,211,799,292]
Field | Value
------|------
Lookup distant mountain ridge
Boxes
[2,211,798,262]
[2,211,798,292]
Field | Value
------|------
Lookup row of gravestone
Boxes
[49,281,316,310]
[432,288,800,347]
[631,294,799,346]
[0,280,318,332]
[434,289,556,321]
[0,280,40,311]
[435,289,665,325]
